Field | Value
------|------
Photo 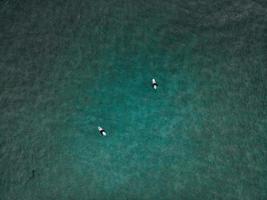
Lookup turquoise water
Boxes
[0,0,267,199]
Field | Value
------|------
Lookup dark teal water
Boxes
[0,0,267,199]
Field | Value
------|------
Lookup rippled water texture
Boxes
[0,0,267,199]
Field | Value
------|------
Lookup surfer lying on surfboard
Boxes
[98,126,107,136]
[152,78,158,90]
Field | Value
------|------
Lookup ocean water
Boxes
[0,0,267,199]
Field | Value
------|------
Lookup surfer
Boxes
[26,169,36,184]
[98,126,107,136]
[31,169,35,178]
[152,78,158,90]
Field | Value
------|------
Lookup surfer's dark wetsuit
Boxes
[152,82,158,88]
[32,170,35,178]
[26,169,36,184]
